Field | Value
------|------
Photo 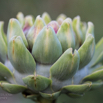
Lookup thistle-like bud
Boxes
[0,12,103,103]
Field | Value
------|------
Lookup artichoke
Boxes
[0,12,103,103]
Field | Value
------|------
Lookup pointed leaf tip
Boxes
[57,14,67,25]
[16,12,24,27]
[42,12,51,24]
[7,18,28,48]
[0,82,26,94]
[86,22,94,37]
[0,22,7,62]
[32,26,62,64]
[50,48,80,81]
[8,36,36,74]
[57,20,75,52]
[72,16,84,48]
[78,34,95,69]
[27,15,46,49]
[90,38,103,67]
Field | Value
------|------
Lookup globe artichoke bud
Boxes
[0,12,103,103]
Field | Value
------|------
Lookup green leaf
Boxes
[7,18,28,48]
[57,14,67,20]
[82,67,103,82]
[86,22,94,37]
[24,15,34,27]
[23,15,34,36]
[0,22,7,44]
[57,19,75,52]
[62,83,91,94]
[80,22,87,42]
[0,22,7,62]
[72,16,83,48]
[27,15,46,49]
[39,91,60,100]
[0,62,15,83]
[42,12,51,24]
[0,82,27,94]
[78,34,95,69]
[32,26,62,64]
[23,75,51,92]
[90,66,103,73]
[8,36,36,74]
[50,48,80,81]
[84,81,103,91]
[50,48,80,91]
[16,12,24,27]
[56,14,67,25]
[90,38,103,67]
[65,18,72,24]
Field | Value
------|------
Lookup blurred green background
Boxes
[0,0,103,103]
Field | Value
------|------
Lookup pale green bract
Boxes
[0,12,103,103]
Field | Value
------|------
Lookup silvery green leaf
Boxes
[0,22,7,62]
[32,26,62,64]
[42,12,51,24]
[27,15,46,49]
[16,12,24,27]
[78,34,95,69]
[7,18,28,48]
[57,19,75,52]
[8,36,36,75]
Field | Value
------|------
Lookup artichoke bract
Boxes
[0,12,103,103]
